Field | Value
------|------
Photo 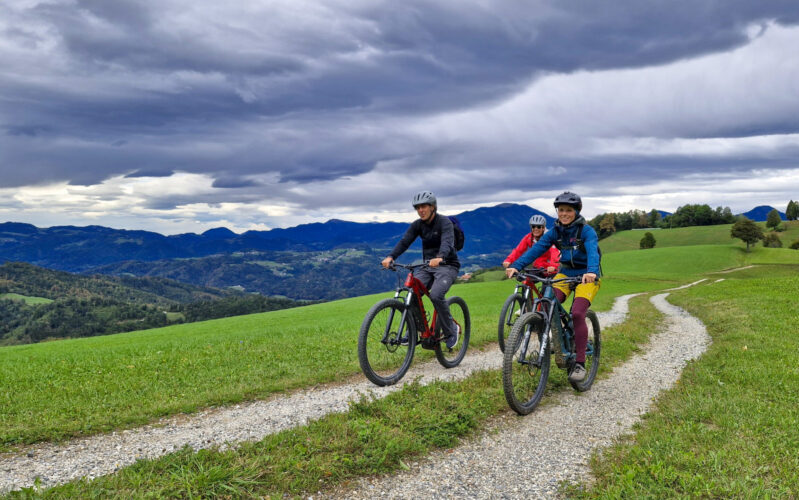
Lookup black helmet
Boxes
[553,191,582,212]
[412,191,437,208]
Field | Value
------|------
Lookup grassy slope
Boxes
[598,220,799,253]
[0,249,688,449]
[0,293,53,305]
[581,264,799,497]
[28,293,667,499]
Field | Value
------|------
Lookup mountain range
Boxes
[0,203,787,301]
[0,203,554,273]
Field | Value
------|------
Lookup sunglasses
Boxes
[531,225,544,229]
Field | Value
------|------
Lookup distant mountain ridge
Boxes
[0,202,773,280]
[0,203,555,272]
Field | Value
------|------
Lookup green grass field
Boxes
[579,264,799,497]
[0,293,53,305]
[598,220,799,253]
[3,224,799,497]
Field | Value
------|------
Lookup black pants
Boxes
[412,265,458,336]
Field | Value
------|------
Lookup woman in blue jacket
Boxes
[505,192,601,383]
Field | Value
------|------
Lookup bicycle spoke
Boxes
[502,313,550,415]
[358,299,415,386]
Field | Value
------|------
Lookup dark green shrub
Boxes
[762,232,782,248]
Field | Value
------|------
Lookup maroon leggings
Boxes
[553,290,590,363]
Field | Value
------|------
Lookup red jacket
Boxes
[504,233,561,272]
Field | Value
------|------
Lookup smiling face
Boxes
[557,205,577,225]
[415,203,435,222]
[531,225,545,237]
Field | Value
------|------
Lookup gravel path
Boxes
[324,292,710,499]
[0,291,651,494]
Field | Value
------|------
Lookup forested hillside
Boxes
[0,262,311,345]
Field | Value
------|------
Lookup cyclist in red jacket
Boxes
[502,214,560,275]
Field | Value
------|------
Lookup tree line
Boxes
[588,204,736,239]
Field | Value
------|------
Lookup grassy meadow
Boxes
[0,293,53,305]
[598,219,799,253]
[3,223,799,497]
[579,264,799,497]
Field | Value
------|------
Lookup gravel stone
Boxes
[0,290,706,497]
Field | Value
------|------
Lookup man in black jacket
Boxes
[382,191,460,348]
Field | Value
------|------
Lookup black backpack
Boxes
[553,221,602,264]
[447,215,465,251]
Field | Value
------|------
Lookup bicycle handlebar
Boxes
[386,260,449,272]
[515,270,584,285]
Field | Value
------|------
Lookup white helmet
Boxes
[529,214,547,232]
[412,191,437,208]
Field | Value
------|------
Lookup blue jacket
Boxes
[511,217,601,277]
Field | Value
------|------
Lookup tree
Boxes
[639,232,656,249]
[766,209,782,229]
[787,200,799,221]
[763,233,782,248]
[730,218,764,252]
[598,213,616,239]
[647,209,661,228]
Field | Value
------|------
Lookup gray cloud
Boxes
[2,0,799,231]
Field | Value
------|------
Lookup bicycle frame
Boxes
[513,275,545,311]
[384,264,441,348]
[518,274,591,369]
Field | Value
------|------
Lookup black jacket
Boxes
[389,213,460,269]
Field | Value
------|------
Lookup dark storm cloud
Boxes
[2,0,799,214]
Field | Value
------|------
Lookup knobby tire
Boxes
[502,312,550,415]
[358,298,416,386]
[434,296,470,368]
[568,309,601,391]
[497,293,524,353]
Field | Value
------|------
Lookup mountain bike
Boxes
[502,271,601,415]
[358,263,470,386]
[497,268,547,352]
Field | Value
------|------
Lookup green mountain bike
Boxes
[502,271,601,415]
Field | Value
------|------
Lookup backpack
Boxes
[447,215,465,251]
[553,221,602,268]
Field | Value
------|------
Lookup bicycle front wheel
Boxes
[434,296,470,368]
[497,293,524,352]
[569,310,601,391]
[358,298,416,386]
[502,312,550,415]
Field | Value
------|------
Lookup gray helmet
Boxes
[553,191,582,212]
[412,191,437,208]
[529,214,547,231]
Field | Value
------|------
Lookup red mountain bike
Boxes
[497,268,546,352]
[358,263,470,386]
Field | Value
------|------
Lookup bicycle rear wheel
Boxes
[497,293,524,353]
[569,310,601,391]
[434,296,470,368]
[358,298,416,386]
[502,312,550,415]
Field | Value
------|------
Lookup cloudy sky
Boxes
[2,1,799,234]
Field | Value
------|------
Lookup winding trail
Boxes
[326,292,711,498]
[0,290,699,495]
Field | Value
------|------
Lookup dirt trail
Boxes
[0,292,653,494]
